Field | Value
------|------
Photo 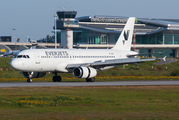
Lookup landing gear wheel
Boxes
[53,76,62,82]
[86,78,90,82]
[57,76,62,82]
[86,77,95,82]
[27,78,32,83]
[53,76,57,82]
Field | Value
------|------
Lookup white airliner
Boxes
[10,17,155,82]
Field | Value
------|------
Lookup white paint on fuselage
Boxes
[10,48,137,72]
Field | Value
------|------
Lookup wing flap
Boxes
[91,58,155,66]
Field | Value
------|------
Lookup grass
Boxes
[1,57,179,119]
[1,57,179,82]
[0,86,179,120]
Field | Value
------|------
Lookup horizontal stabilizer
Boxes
[127,52,162,57]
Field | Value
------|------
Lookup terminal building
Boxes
[55,11,179,58]
[1,11,179,58]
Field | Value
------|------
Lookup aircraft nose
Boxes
[10,59,20,70]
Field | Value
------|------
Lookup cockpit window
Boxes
[16,55,30,58]
[17,55,22,58]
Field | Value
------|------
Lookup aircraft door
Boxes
[34,52,40,64]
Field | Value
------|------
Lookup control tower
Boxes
[55,11,80,49]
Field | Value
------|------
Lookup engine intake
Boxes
[73,66,97,78]
[22,72,46,78]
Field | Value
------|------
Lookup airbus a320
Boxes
[10,17,155,82]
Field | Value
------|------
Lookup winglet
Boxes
[112,17,135,51]
[163,56,167,62]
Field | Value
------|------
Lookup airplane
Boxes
[3,44,37,57]
[3,50,21,57]
[10,17,156,83]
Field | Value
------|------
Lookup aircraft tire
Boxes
[53,76,61,82]
[57,76,62,82]
[86,77,95,82]
[90,77,95,82]
[27,78,32,83]
[53,76,57,82]
[86,78,90,82]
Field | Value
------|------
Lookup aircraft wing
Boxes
[66,58,156,69]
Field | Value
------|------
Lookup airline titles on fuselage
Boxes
[41,51,69,58]
[40,51,116,59]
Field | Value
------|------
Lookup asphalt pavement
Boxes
[0,80,179,88]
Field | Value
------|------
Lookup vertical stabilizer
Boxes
[112,17,135,51]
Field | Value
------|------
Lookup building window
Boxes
[164,34,173,44]
[174,35,179,44]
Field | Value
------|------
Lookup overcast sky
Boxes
[0,0,178,42]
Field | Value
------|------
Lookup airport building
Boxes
[55,11,179,57]
[1,11,179,58]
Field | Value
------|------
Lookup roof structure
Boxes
[76,16,179,35]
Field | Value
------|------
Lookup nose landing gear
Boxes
[27,78,32,83]
[27,72,33,83]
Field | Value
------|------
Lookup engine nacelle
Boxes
[73,66,97,78]
[22,72,46,78]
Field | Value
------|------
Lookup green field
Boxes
[1,57,179,81]
[0,86,179,120]
[1,58,179,119]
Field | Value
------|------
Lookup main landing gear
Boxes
[86,77,95,82]
[53,73,62,82]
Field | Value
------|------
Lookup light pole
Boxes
[54,14,57,49]
[12,28,16,42]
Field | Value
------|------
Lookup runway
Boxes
[0,80,179,88]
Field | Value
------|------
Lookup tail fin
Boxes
[112,17,135,51]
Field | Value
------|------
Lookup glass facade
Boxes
[164,34,179,44]
[164,34,173,44]
[88,35,108,44]
[82,29,88,43]
[136,32,179,45]
[56,29,179,57]
[174,35,179,44]
[101,35,108,44]
[154,49,175,57]
[139,49,175,57]
[57,30,179,46]
[115,35,120,42]
[73,32,82,44]
[136,34,163,44]
[57,33,61,43]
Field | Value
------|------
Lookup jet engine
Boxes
[22,72,46,78]
[73,66,97,78]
